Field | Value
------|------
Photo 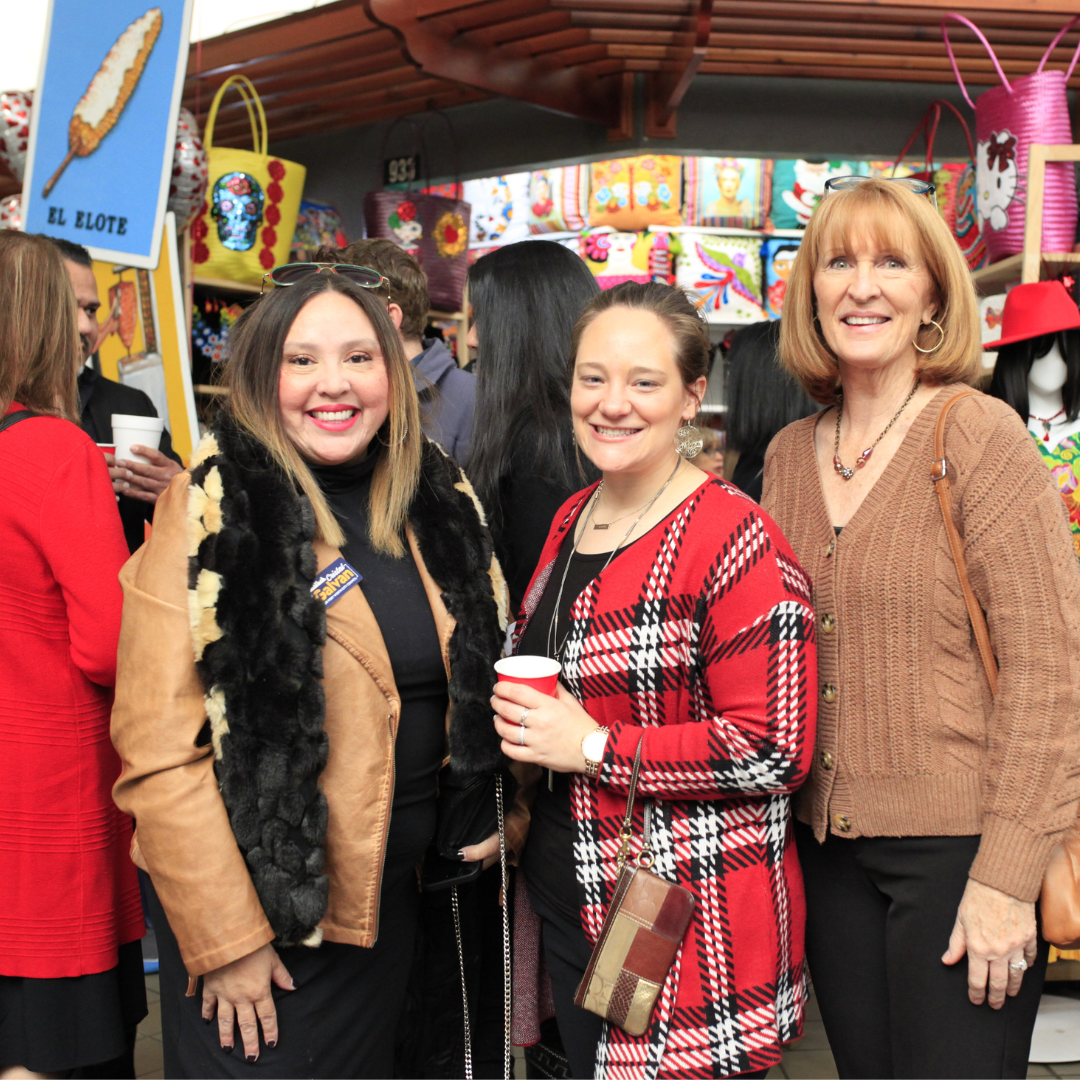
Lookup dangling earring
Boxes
[674,423,703,458]
[913,319,945,355]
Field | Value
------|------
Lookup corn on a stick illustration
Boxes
[42,8,163,198]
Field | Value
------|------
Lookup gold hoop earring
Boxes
[913,319,944,355]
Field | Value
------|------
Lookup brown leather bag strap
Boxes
[932,390,1000,698]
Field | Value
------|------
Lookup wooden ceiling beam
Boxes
[422,0,558,36]
[213,75,451,143]
[490,27,593,58]
[553,0,1080,32]
[262,87,490,147]
[209,65,426,137]
[365,0,622,127]
[186,30,397,90]
[591,27,1078,63]
[455,11,573,48]
[695,58,1080,85]
[188,0,374,74]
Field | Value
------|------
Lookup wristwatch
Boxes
[581,727,611,780]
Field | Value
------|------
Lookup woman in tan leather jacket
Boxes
[111,268,517,1078]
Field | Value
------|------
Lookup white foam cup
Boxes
[111,414,164,465]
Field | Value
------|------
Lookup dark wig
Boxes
[726,320,817,456]
[467,240,600,534]
[987,331,1080,423]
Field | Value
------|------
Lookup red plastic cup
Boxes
[97,443,116,456]
[495,656,561,697]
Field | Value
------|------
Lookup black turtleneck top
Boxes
[310,449,448,876]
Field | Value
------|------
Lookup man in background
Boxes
[50,237,183,552]
[332,238,475,466]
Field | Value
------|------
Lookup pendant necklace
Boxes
[1029,408,1065,442]
[833,379,921,481]
[546,457,683,662]
[592,494,655,530]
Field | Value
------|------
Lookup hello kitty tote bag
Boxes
[944,13,1080,263]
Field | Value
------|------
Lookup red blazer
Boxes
[515,476,817,1078]
[0,404,142,977]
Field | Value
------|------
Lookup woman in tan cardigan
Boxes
[761,177,1080,1079]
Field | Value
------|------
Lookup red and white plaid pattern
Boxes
[516,477,817,1079]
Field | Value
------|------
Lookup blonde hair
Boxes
[780,178,982,404]
[0,231,80,421]
[224,273,421,557]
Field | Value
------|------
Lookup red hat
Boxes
[984,280,1080,349]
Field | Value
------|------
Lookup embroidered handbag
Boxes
[943,14,1080,263]
[893,99,988,271]
[932,389,1080,948]
[363,114,471,313]
[189,75,306,286]
[574,739,695,1036]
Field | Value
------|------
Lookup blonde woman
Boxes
[111,267,513,1078]
[762,177,1080,1078]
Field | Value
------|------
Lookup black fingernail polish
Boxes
[247,1054,257,1063]
[267,1040,277,1049]
[222,1044,233,1054]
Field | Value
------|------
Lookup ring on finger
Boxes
[1009,959,1028,973]
[519,708,530,725]
[518,724,526,746]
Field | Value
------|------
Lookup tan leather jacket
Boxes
[112,472,528,978]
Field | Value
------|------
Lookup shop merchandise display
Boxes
[0,90,32,182]
[674,232,765,323]
[762,236,801,318]
[291,198,349,260]
[769,159,861,228]
[893,99,988,270]
[190,75,306,285]
[944,12,1080,261]
[463,171,530,245]
[0,194,20,231]
[166,107,208,233]
[588,155,682,230]
[526,165,589,233]
[582,229,676,289]
[683,156,772,229]
[979,293,1008,348]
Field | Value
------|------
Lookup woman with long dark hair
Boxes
[725,319,816,500]
[467,240,600,613]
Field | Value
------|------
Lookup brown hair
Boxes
[572,281,711,403]
[330,239,429,340]
[780,177,982,404]
[223,272,422,557]
[0,231,80,421]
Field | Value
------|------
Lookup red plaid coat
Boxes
[514,476,817,1079]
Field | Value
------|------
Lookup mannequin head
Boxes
[988,330,1080,422]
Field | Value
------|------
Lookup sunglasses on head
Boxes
[824,175,938,211]
[261,262,391,297]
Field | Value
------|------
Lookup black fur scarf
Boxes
[186,416,507,947]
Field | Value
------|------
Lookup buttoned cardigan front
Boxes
[762,388,1080,902]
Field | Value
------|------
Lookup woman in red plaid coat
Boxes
[492,282,817,1079]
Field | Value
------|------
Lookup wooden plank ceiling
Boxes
[183,0,1080,147]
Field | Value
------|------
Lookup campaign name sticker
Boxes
[311,557,362,607]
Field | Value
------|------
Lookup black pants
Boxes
[796,823,1049,1079]
[143,869,419,1079]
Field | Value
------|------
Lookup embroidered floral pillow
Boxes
[674,232,765,324]
[588,156,682,231]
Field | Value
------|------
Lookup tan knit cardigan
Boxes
[762,387,1080,902]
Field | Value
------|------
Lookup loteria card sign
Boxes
[22,0,194,269]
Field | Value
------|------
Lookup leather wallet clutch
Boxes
[573,739,695,1036]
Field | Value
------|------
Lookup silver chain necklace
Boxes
[546,456,683,661]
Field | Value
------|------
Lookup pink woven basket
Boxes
[944,13,1080,262]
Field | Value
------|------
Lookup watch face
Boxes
[583,730,608,762]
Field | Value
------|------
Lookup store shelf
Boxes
[193,276,262,295]
[971,253,1080,294]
